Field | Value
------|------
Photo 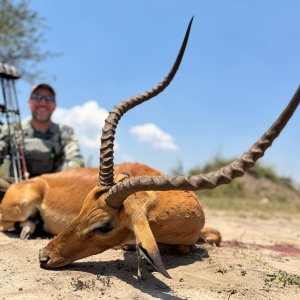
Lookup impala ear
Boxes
[115,172,129,183]
[132,218,171,279]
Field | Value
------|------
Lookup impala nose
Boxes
[39,248,50,268]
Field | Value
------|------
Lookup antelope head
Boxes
[39,17,300,279]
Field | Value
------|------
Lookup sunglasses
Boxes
[31,93,55,103]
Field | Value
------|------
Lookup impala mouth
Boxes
[39,250,50,269]
[39,248,66,269]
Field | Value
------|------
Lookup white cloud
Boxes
[52,101,108,149]
[130,123,178,151]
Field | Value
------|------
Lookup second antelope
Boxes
[39,18,300,279]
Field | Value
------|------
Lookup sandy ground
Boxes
[1,210,300,300]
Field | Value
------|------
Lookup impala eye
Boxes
[93,222,114,234]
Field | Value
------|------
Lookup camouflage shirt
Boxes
[0,119,85,178]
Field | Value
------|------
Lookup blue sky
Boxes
[15,1,300,183]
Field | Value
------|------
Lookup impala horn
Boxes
[105,86,300,208]
[99,17,193,186]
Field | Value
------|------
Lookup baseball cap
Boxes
[31,83,56,98]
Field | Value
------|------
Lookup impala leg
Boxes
[158,243,193,254]
[0,220,15,231]
[198,226,222,246]
[20,219,38,239]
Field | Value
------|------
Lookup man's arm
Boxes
[59,125,85,170]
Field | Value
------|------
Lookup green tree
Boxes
[0,0,54,81]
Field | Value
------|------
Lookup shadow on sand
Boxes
[59,246,209,300]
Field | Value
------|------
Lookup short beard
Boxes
[32,112,51,122]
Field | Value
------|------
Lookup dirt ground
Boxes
[0,210,300,300]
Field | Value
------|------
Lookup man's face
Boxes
[28,87,56,122]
